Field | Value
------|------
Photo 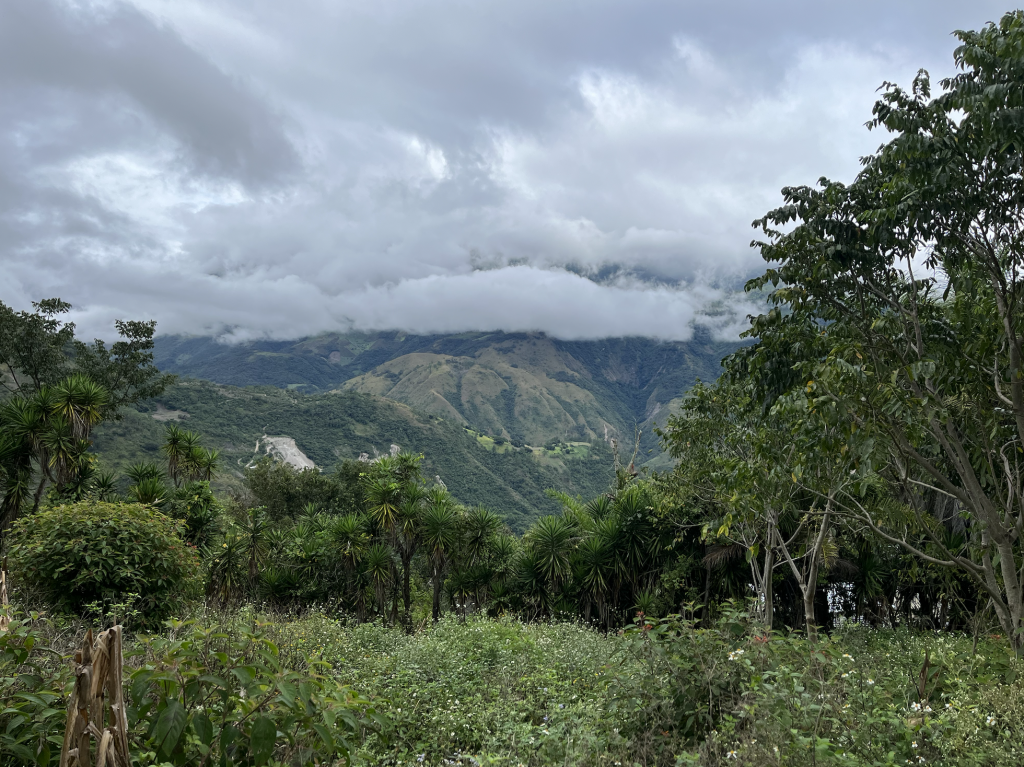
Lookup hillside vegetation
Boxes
[153,330,737,462]
[7,14,1024,767]
[89,379,614,531]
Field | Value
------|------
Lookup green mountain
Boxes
[153,330,739,467]
[90,380,614,532]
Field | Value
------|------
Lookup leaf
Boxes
[231,666,256,688]
[193,713,214,747]
[249,716,277,767]
[153,700,187,761]
[311,723,334,751]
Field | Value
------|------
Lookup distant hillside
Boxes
[153,330,739,464]
[90,380,614,532]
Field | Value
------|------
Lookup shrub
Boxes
[7,501,202,628]
[0,611,70,765]
[128,619,383,766]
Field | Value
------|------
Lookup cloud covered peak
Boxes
[0,0,1009,341]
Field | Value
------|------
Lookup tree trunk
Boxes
[432,565,443,623]
[763,546,775,631]
[402,552,413,624]
[31,474,47,514]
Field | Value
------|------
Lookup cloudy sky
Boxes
[0,0,1012,341]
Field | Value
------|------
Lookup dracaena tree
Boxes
[740,10,1024,652]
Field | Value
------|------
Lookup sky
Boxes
[0,0,1014,342]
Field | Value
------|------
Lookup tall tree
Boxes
[740,10,1024,651]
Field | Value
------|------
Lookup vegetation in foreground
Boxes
[7,9,1024,767]
[2,604,1023,766]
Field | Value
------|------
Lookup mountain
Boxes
[90,380,615,532]
[153,330,739,466]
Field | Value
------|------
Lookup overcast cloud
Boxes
[0,0,1013,341]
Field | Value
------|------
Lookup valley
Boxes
[153,329,740,469]
[89,379,616,531]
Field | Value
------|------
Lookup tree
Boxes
[0,377,112,533]
[740,11,1024,651]
[0,298,171,415]
[395,484,426,624]
[0,299,75,395]
[421,487,461,622]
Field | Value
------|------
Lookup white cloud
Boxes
[0,0,1012,341]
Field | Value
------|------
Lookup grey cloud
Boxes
[0,0,298,184]
[0,0,1013,342]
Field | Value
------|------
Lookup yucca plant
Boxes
[362,542,393,620]
[130,476,168,506]
[421,489,461,621]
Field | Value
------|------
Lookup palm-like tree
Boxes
[611,484,660,603]
[0,397,40,529]
[1,375,110,528]
[330,514,368,616]
[463,506,502,566]
[161,423,187,486]
[515,549,549,619]
[241,506,270,591]
[92,470,120,502]
[395,484,426,624]
[364,475,403,532]
[130,476,167,506]
[421,488,461,622]
[51,373,107,441]
[197,448,219,482]
[126,461,164,484]
[525,515,574,594]
[576,532,614,625]
[363,542,393,619]
[461,506,502,608]
[210,534,245,604]
[182,439,207,483]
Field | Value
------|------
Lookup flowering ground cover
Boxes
[3,604,1023,766]
[257,607,1023,766]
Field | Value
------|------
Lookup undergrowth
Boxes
[2,602,1022,766]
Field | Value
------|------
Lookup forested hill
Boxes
[154,330,740,466]
[90,380,615,532]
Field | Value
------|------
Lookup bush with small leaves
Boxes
[7,501,202,629]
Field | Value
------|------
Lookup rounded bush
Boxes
[7,501,202,628]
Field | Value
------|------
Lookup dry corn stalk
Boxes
[59,626,131,767]
[0,566,8,632]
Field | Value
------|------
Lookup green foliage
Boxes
[244,458,364,519]
[611,607,1024,765]
[6,501,202,628]
[127,619,383,766]
[1,375,111,530]
[167,480,224,550]
[0,612,69,766]
[72,319,174,417]
[729,9,1024,650]
[0,297,170,413]
[268,613,622,766]
[91,380,612,531]
[0,298,76,396]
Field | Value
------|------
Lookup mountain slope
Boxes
[91,380,613,531]
[154,330,739,457]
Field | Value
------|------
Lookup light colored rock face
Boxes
[256,436,315,470]
[151,404,189,422]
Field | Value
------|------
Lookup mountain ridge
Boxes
[153,330,740,462]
